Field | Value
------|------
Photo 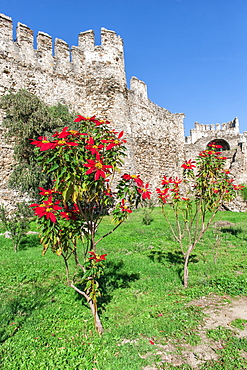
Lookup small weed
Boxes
[208,275,247,296]
[230,318,247,330]
[207,326,233,341]
[142,199,155,225]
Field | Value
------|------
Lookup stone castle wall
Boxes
[0,13,185,206]
[0,12,246,209]
[185,118,247,184]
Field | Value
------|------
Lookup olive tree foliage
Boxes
[0,90,75,199]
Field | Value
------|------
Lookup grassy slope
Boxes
[0,207,247,369]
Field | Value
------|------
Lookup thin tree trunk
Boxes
[70,283,103,335]
[183,244,193,288]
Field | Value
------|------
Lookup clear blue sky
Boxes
[1,0,246,135]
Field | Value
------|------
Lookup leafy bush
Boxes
[0,90,74,198]
[0,202,33,251]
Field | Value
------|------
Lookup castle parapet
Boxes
[78,30,95,50]
[0,13,125,78]
[130,76,148,99]
[101,28,123,52]
[186,118,240,144]
[0,13,12,41]
[55,38,70,62]
[37,32,52,53]
[16,22,34,47]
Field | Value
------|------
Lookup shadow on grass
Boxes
[0,285,54,344]
[220,227,243,237]
[147,249,199,264]
[147,249,199,283]
[19,234,40,250]
[75,260,139,313]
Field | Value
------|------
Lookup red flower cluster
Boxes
[138,183,152,200]
[222,169,231,174]
[181,159,196,170]
[83,153,112,180]
[156,175,187,203]
[216,155,227,160]
[122,174,143,187]
[208,142,223,149]
[121,173,151,200]
[85,137,104,155]
[30,136,56,151]
[103,179,113,197]
[74,115,110,126]
[233,184,244,191]
[52,127,87,139]
[199,150,215,157]
[170,177,182,185]
[38,187,59,196]
[60,203,80,220]
[161,176,173,186]
[88,251,107,262]
[120,199,132,213]
[156,187,169,203]
[30,136,79,151]
[101,131,127,150]
[30,196,62,223]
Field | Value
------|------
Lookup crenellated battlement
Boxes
[0,12,208,208]
[0,13,125,75]
[78,30,95,50]
[0,12,246,209]
[185,118,240,144]
[193,117,239,132]
[0,13,12,40]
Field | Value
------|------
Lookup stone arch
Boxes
[207,139,230,151]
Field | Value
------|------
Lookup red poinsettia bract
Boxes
[161,176,173,187]
[138,183,152,200]
[88,251,107,262]
[30,196,62,223]
[30,136,79,151]
[83,154,112,180]
[52,127,87,139]
[101,131,126,150]
[156,187,170,203]
[208,142,223,149]
[122,174,144,187]
[120,199,132,213]
[30,136,56,151]
[60,203,80,220]
[74,115,110,126]
[85,137,104,155]
[181,159,196,170]
[38,187,59,196]
[233,184,245,191]
[53,139,79,149]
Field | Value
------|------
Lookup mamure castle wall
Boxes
[185,118,247,185]
[0,12,246,209]
[0,13,185,206]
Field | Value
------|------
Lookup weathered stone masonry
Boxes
[0,12,246,208]
[185,118,247,185]
[0,13,185,206]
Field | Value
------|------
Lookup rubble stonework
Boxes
[185,118,247,184]
[0,13,185,206]
[0,13,246,209]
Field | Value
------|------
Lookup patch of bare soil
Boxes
[142,294,247,369]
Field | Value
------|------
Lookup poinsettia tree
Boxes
[156,142,243,288]
[30,115,151,334]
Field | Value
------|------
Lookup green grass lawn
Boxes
[0,207,247,369]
